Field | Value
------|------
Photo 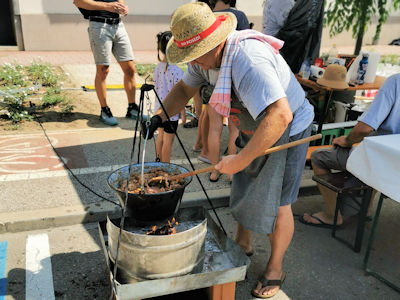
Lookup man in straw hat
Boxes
[300,73,400,228]
[142,2,314,297]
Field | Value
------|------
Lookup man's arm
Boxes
[332,121,374,148]
[73,0,127,15]
[156,80,198,122]
[215,97,293,174]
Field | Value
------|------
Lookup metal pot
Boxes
[107,162,192,221]
[106,207,206,281]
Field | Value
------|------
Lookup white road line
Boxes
[0,158,200,182]
[26,234,55,300]
[0,127,120,138]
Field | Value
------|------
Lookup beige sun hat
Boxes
[166,2,237,64]
[317,64,349,89]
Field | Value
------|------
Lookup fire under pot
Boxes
[106,207,207,281]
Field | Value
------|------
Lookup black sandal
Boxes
[251,273,286,299]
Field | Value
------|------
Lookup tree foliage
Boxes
[325,0,400,55]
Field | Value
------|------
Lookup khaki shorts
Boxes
[310,146,352,171]
[88,21,134,65]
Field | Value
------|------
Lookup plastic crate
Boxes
[343,127,353,136]
[320,128,343,145]
[311,121,357,145]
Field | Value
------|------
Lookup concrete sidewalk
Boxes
[0,50,158,65]
[1,50,400,299]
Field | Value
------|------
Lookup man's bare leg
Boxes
[194,91,203,119]
[207,106,223,181]
[95,65,110,107]
[199,106,210,159]
[180,108,187,125]
[302,162,343,225]
[235,223,253,255]
[193,93,203,151]
[253,205,294,297]
[227,122,239,182]
[119,60,136,105]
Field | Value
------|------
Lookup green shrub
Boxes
[0,63,27,86]
[27,62,59,86]
[2,91,33,123]
[0,62,71,125]
[380,54,400,65]
[42,92,64,108]
[60,101,75,114]
[41,85,65,108]
[135,63,157,81]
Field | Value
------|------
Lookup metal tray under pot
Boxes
[107,162,192,221]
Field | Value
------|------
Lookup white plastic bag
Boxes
[347,54,362,83]
[346,51,381,84]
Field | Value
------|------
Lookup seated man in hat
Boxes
[300,73,400,228]
[142,2,314,298]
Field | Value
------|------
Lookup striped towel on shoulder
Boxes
[209,30,284,117]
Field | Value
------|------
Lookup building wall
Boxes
[10,0,400,51]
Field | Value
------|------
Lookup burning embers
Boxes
[147,218,179,235]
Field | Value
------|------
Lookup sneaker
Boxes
[100,106,118,126]
[126,105,148,121]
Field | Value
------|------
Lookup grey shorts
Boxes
[88,21,134,65]
[280,124,312,206]
[310,146,351,171]
[230,124,312,234]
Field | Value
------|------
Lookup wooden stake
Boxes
[150,134,322,182]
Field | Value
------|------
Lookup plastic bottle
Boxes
[327,44,338,64]
[356,53,369,85]
[300,59,311,79]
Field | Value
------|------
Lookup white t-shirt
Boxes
[153,62,183,121]
[183,35,314,136]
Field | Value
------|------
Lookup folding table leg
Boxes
[354,188,372,252]
[207,282,236,300]
[363,194,400,292]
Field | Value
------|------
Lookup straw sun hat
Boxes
[166,2,237,64]
[317,64,349,89]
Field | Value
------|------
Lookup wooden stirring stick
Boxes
[150,133,322,183]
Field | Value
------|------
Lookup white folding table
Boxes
[347,134,400,292]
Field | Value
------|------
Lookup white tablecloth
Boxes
[347,134,400,203]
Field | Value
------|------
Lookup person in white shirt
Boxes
[152,31,184,162]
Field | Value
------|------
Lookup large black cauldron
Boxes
[107,162,192,221]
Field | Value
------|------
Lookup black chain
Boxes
[29,102,120,207]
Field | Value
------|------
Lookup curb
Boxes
[0,189,230,234]
[0,182,317,234]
